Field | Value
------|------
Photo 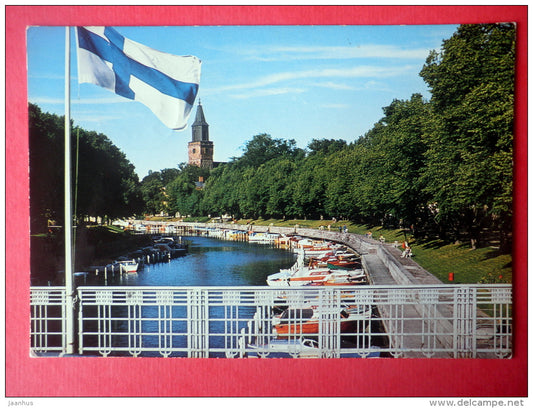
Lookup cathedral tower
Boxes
[188,101,214,168]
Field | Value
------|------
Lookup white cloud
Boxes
[246,44,430,61]
[29,95,133,105]
[314,81,357,91]
[74,114,124,123]
[74,96,133,105]
[208,65,416,95]
[232,87,306,99]
[29,97,64,105]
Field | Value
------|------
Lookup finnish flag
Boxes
[76,26,201,130]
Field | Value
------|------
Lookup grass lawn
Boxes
[341,223,511,284]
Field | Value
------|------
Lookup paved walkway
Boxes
[382,242,444,285]
[362,253,396,285]
[362,239,444,285]
[358,240,453,357]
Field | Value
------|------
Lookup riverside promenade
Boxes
[168,222,499,358]
[206,222,441,286]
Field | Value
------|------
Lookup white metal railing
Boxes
[30,285,512,358]
[30,288,68,353]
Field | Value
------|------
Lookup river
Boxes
[117,236,297,287]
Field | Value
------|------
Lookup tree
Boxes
[29,103,143,230]
[140,171,168,215]
[29,103,65,232]
[200,163,241,217]
[75,128,143,220]
[359,94,432,230]
[165,164,210,216]
[291,152,329,219]
[234,133,304,168]
[307,139,347,155]
[420,23,515,248]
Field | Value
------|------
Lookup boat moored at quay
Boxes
[272,304,372,336]
[245,338,382,359]
[77,235,189,281]
[266,244,368,287]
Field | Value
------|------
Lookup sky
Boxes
[27,24,459,179]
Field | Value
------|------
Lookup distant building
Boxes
[188,101,214,168]
[195,176,205,190]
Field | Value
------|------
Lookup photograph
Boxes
[27,23,515,360]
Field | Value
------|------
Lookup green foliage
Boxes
[307,139,347,155]
[420,23,515,247]
[166,164,209,216]
[75,128,143,219]
[29,103,143,232]
[233,133,305,168]
[29,104,65,231]
[139,170,167,215]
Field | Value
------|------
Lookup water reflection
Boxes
[121,236,297,287]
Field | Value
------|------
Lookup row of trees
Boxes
[143,24,514,251]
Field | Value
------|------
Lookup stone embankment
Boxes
[212,222,443,286]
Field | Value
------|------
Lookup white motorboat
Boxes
[116,260,139,273]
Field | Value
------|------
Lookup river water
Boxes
[78,236,298,356]
[75,236,388,357]
[118,236,297,287]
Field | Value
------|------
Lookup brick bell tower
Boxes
[188,100,214,168]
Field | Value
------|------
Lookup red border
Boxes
[6,5,527,397]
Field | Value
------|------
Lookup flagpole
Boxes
[64,26,75,355]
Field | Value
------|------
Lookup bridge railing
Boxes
[30,287,68,353]
[30,284,512,358]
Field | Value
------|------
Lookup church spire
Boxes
[192,100,209,142]
[192,99,208,127]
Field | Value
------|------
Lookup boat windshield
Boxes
[280,308,314,321]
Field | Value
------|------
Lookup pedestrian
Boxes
[379,235,385,244]
[401,246,412,258]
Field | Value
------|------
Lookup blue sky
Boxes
[27,24,459,179]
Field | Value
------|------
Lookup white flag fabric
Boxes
[76,26,201,130]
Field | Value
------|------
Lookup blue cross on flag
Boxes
[76,26,201,130]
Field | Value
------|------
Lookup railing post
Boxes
[77,289,83,355]
[453,286,475,358]
[187,289,209,358]
[317,288,341,358]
